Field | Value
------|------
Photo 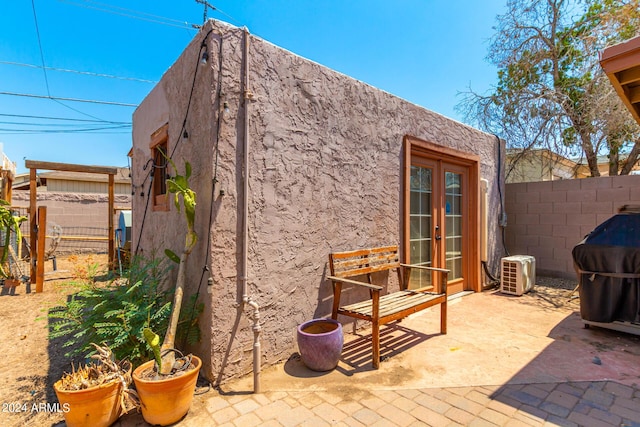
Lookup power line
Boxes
[0,126,130,134]
[0,113,130,125]
[0,122,130,131]
[31,0,51,96]
[0,120,131,128]
[31,0,111,122]
[0,91,138,107]
[60,0,243,31]
[0,61,157,84]
[9,1,242,131]
[194,0,243,28]
[59,0,199,30]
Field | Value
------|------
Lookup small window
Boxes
[150,124,170,211]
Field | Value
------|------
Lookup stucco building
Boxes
[132,20,505,384]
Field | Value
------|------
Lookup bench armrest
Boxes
[400,263,450,273]
[327,275,383,291]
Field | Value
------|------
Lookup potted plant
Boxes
[132,160,202,426]
[48,252,202,367]
[0,200,27,286]
[54,343,137,427]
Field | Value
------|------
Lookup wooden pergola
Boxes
[26,160,117,292]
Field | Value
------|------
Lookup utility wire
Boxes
[0,120,131,128]
[0,91,138,107]
[31,0,51,96]
[0,128,130,134]
[193,1,243,27]
[30,0,111,122]
[59,0,199,30]
[0,61,157,84]
[61,0,242,31]
[0,113,130,125]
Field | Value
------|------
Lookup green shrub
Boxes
[48,254,203,366]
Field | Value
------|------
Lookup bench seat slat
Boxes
[339,291,445,319]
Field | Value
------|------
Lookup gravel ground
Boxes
[536,275,579,290]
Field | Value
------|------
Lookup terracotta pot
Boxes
[132,355,201,426]
[297,318,343,371]
[53,376,125,427]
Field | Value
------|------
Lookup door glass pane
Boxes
[409,165,432,289]
[445,172,462,280]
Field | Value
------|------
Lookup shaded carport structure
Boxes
[25,160,116,291]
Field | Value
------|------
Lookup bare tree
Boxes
[458,0,640,177]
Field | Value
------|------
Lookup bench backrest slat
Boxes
[329,245,400,278]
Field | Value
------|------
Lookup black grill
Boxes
[572,207,640,324]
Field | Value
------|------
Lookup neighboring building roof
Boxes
[12,167,131,191]
[600,35,640,125]
[506,148,640,183]
[506,148,583,183]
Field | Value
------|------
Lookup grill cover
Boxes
[572,212,640,323]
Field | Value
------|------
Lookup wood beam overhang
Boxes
[26,159,119,288]
[600,36,640,125]
[25,160,118,175]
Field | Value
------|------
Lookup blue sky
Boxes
[1,0,505,175]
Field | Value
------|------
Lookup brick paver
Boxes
[117,380,640,426]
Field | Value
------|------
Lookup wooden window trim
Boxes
[151,124,170,212]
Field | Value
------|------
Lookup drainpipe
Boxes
[240,26,261,394]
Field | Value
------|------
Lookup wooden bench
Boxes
[327,245,449,369]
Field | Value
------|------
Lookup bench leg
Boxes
[441,300,447,334]
[372,319,380,369]
[331,282,342,320]
[371,290,380,368]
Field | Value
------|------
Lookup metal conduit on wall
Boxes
[239,26,261,394]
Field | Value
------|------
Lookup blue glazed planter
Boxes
[297,318,343,371]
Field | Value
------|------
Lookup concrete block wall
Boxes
[505,175,640,278]
[12,190,132,253]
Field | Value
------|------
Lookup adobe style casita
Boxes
[132,19,504,385]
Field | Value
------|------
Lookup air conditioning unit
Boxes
[501,255,536,296]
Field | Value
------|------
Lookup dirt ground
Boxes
[0,254,111,427]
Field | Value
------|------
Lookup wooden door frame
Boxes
[402,135,481,293]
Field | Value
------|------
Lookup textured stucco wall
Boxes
[132,20,503,384]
